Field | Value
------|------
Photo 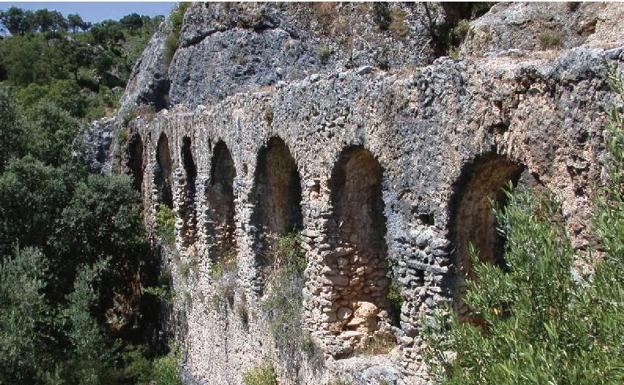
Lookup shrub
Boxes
[243,362,278,385]
[152,352,183,385]
[356,331,397,356]
[0,247,52,384]
[317,45,331,64]
[262,233,307,350]
[164,3,190,66]
[210,251,237,280]
[156,205,176,246]
[538,29,563,49]
[424,64,624,385]
[372,3,392,31]
[389,9,409,40]
[387,280,403,327]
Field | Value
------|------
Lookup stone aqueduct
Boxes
[120,50,615,383]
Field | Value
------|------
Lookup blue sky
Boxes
[0,2,177,23]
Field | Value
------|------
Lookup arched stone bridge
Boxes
[121,48,620,384]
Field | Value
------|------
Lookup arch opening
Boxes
[180,136,197,247]
[155,133,173,208]
[251,137,303,279]
[206,141,237,259]
[128,134,144,193]
[326,146,393,347]
[450,154,525,318]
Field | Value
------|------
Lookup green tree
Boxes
[120,13,145,32]
[0,34,48,85]
[0,86,26,169]
[60,261,117,385]
[27,101,80,166]
[0,157,75,257]
[0,6,35,34]
[67,13,90,32]
[56,174,151,331]
[0,247,55,384]
[34,9,67,33]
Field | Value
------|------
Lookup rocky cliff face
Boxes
[113,3,624,385]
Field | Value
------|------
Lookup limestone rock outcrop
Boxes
[461,2,624,56]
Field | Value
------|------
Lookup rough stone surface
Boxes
[461,2,624,56]
[112,3,624,385]
[79,116,115,173]
[169,2,441,106]
[118,21,171,118]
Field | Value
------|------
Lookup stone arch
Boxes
[206,140,237,259]
[251,137,303,277]
[180,136,197,246]
[449,153,525,316]
[155,133,173,208]
[127,134,144,193]
[325,146,393,346]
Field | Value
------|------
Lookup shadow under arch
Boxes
[448,153,527,319]
[324,145,394,351]
[180,136,197,246]
[205,140,237,260]
[155,133,173,208]
[250,137,303,289]
[127,134,144,193]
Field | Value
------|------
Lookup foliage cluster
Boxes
[422,3,494,57]
[243,362,278,385]
[356,331,398,356]
[0,6,161,121]
[261,233,322,364]
[156,205,177,246]
[539,29,564,49]
[0,6,181,385]
[164,3,190,65]
[387,279,404,327]
[425,65,624,385]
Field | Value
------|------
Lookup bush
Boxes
[164,3,190,66]
[387,279,403,327]
[538,29,563,49]
[262,233,307,350]
[210,251,237,280]
[0,247,52,384]
[156,205,176,246]
[317,45,331,64]
[424,65,624,385]
[356,331,397,356]
[389,9,409,40]
[152,352,183,385]
[243,362,278,385]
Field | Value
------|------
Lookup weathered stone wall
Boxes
[121,41,623,384]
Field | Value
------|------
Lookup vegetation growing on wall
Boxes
[156,205,177,247]
[263,233,307,346]
[243,362,278,385]
[262,233,322,370]
[164,3,190,65]
[424,65,624,385]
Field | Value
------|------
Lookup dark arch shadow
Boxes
[128,134,144,193]
[206,140,237,260]
[251,137,303,289]
[180,136,197,247]
[324,146,394,350]
[448,153,526,320]
[155,133,173,208]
